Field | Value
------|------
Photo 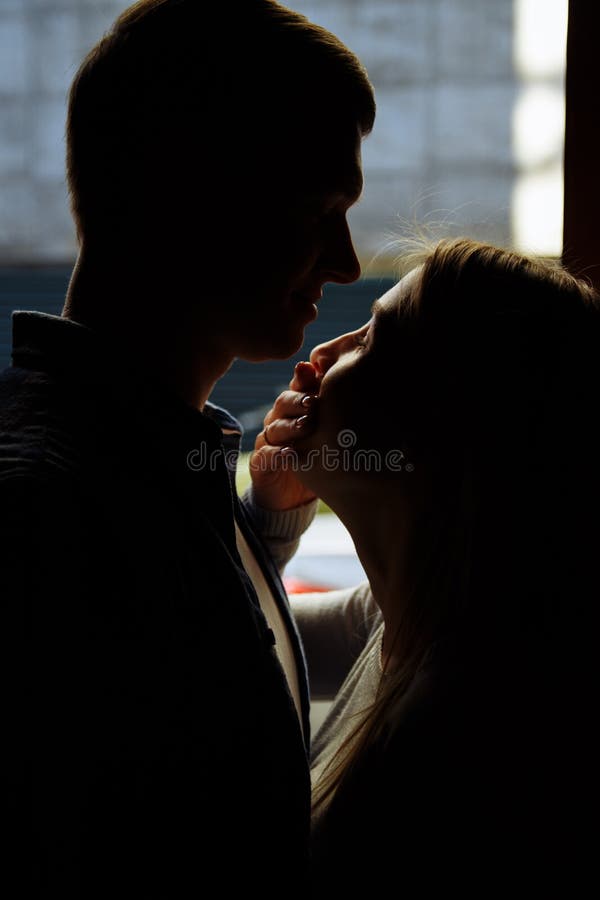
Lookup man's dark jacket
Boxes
[0,311,311,897]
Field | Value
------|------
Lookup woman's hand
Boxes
[249,361,320,511]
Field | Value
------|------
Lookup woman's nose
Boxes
[309,332,353,376]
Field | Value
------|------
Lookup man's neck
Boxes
[62,253,234,411]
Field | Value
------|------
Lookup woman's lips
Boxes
[309,358,323,378]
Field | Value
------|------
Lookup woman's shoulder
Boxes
[313,630,594,892]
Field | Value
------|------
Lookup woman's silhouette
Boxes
[265,237,599,893]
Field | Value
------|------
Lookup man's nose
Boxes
[322,216,361,285]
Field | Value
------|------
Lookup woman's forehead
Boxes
[376,266,422,317]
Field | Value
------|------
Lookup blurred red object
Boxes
[283,575,333,594]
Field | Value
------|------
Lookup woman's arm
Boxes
[290,581,379,699]
[240,485,318,571]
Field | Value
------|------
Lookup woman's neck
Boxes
[330,485,417,669]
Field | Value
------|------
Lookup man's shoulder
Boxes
[0,364,86,482]
[0,463,88,509]
[0,363,69,427]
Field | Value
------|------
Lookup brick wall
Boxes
[1,0,523,269]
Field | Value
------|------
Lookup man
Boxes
[0,1,375,895]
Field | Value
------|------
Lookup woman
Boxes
[251,237,599,894]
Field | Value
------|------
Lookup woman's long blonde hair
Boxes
[313,237,600,814]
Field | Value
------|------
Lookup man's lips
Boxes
[292,290,323,305]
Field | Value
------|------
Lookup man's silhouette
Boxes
[0,1,375,895]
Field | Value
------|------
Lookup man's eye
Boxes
[355,333,369,349]
[303,197,336,223]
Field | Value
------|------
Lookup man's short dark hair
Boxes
[66,0,376,243]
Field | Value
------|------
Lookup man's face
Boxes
[216,123,365,362]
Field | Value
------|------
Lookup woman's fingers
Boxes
[259,410,314,448]
[253,360,320,452]
[248,360,320,511]
[265,390,317,423]
[289,360,321,394]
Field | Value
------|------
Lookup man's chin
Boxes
[238,331,305,362]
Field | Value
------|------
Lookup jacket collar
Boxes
[11,310,243,444]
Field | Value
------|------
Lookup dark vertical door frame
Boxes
[562,1,600,291]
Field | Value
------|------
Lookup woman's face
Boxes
[296,266,422,484]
